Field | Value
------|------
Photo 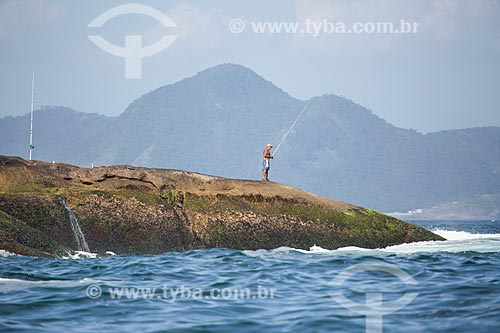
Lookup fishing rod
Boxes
[272,98,313,157]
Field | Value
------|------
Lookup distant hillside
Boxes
[388,193,500,221]
[271,95,500,212]
[0,106,113,167]
[94,64,301,174]
[1,63,499,213]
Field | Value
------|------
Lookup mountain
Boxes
[388,193,500,221]
[0,105,113,167]
[1,63,499,213]
[271,95,500,212]
[97,64,301,175]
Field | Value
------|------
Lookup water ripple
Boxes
[1,221,500,332]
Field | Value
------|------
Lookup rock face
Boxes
[0,155,444,257]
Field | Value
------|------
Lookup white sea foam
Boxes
[62,251,99,259]
[432,229,500,241]
[0,250,17,257]
[243,229,500,257]
[62,250,120,259]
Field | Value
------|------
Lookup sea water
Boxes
[1,220,499,333]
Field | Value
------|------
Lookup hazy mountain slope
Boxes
[270,94,500,211]
[388,192,500,220]
[1,64,499,212]
[94,64,302,179]
[0,106,114,166]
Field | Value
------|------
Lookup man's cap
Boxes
[266,144,273,147]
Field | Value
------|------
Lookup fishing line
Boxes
[272,98,313,157]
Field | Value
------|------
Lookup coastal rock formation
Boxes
[0,155,444,257]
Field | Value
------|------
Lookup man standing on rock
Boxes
[262,144,273,181]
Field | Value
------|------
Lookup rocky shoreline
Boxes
[0,155,444,257]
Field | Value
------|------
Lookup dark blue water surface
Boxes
[1,220,500,333]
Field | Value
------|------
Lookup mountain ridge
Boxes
[1,63,499,213]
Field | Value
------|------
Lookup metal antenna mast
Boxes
[29,69,35,160]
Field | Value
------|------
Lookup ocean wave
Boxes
[0,277,126,293]
[62,250,118,259]
[0,250,17,257]
[62,251,99,259]
[243,229,500,257]
[0,277,94,293]
[432,229,500,240]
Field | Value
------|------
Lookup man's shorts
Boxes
[262,160,270,171]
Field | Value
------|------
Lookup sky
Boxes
[0,0,499,133]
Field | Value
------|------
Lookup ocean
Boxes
[1,220,499,333]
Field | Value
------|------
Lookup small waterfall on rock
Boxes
[60,199,90,252]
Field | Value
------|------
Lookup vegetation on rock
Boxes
[0,155,444,257]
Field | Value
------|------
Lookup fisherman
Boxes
[262,144,274,181]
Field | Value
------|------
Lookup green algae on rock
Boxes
[0,155,444,256]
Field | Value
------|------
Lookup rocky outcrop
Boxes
[0,155,444,257]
